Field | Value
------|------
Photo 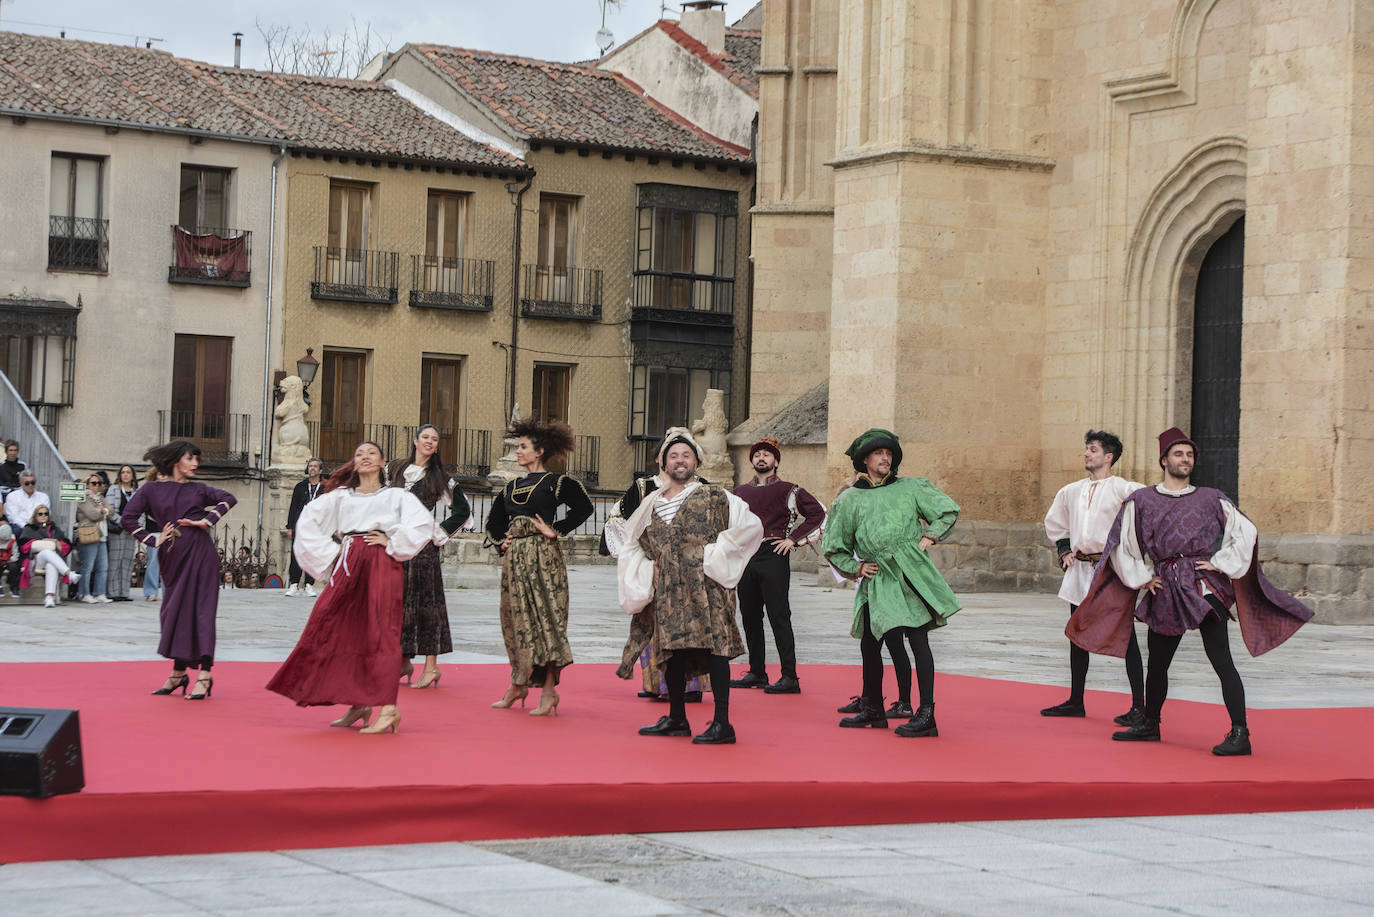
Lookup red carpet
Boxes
[0,661,1370,862]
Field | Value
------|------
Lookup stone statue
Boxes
[271,375,311,469]
[487,402,523,488]
[692,389,735,486]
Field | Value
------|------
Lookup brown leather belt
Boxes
[1073,550,1102,563]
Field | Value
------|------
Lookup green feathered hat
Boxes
[845,428,903,474]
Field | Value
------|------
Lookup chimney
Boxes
[680,1,726,56]
[233,32,243,68]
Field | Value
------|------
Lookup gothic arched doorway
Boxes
[1189,215,1244,500]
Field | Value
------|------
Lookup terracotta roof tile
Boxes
[648,22,760,100]
[0,32,526,171]
[411,44,750,161]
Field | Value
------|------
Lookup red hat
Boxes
[750,437,782,463]
[1157,427,1198,462]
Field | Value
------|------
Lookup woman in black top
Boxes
[485,419,593,717]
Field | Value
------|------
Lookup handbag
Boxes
[76,524,101,545]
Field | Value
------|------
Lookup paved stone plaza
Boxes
[1,566,1372,915]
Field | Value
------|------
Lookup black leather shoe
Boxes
[1112,716,1161,741]
[894,704,938,738]
[839,698,888,729]
[836,695,863,714]
[1040,699,1086,717]
[637,690,658,699]
[639,715,691,737]
[729,671,769,689]
[1114,706,1146,728]
[683,691,703,703]
[764,675,801,695]
[1212,725,1251,756]
[885,700,914,718]
[692,721,736,744]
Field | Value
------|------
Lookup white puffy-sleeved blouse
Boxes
[292,487,435,582]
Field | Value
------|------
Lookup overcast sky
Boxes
[0,1,756,70]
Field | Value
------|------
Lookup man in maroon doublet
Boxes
[1067,428,1313,756]
[729,438,825,694]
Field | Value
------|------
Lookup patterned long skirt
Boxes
[499,515,573,686]
[401,542,452,656]
[640,638,709,695]
[106,531,137,599]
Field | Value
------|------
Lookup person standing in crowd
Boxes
[104,465,139,602]
[284,458,325,598]
[0,509,16,598]
[74,471,112,604]
[267,441,433,735]
[15,505,79,606]
[1040,431,1146,725]
[5,472,48,527]
[601,432,711,704]
[139,468,162,601]
[618,428,763,745]
[388,425,472,689]
[730,437,825,695]
[121,441,236,700]
[1069,428,1315,756]
[823,429,961,737]
[485,419,594,717]
[0,440,26,500]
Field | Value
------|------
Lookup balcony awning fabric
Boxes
[174,226,248,280]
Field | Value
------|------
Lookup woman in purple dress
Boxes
[121,441,236,700]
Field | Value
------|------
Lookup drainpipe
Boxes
[257,143,290,544]
[506,175,533,419]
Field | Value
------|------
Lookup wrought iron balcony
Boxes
[631,270,734,321]
[409,256,495,312]
[168,226,252,287]
[157,410,251,467]
[569,434,600,487]
[400,426,493,480]
[48,216,109,272]
[305,422,403,466]
[520,264,602,321]
[311,247,399,304]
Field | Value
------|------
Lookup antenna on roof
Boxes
[596,0,620,56]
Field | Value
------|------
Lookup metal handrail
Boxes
[48,216,109,272]
[520,264,603,320]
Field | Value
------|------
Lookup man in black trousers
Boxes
[729,438,825,694]
[283,458,324,597]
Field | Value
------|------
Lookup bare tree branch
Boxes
[254,17,393,78]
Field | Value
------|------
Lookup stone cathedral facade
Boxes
[735,0,1372,621]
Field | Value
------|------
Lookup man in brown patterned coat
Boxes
[618,428,764,745]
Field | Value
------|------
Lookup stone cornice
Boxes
[750,202,835,215]
[827,143,1055,173]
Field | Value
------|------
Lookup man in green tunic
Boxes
[822,428,961,736]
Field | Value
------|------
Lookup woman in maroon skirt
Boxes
[267,442,432,734]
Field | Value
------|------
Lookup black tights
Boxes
[1067,604,1145,708]
[1144,602,1246,726]
[860,606,934,707]
[666,653,730,725]
[174,657,213,672]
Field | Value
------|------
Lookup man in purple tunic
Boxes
[1067,427,1313,756]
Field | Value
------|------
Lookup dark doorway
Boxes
[1190,215,1244,501]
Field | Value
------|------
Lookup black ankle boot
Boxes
[894,704,937,738]
[1112,715,1160,741]
[885,699,913,718]
[839,697,888,729]
[1113,706,1146,728]
[836,695,863,714]
[1212,725,1251,756]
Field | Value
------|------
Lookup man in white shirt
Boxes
[5,473,50,527]
[1041,431,1145,725]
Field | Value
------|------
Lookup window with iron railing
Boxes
[410,256,494,311]
[633,184,737,316]
[169,226,252,286]
[312,247,399,304]
[49,153,108,272]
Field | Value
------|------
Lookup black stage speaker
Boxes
[0,707,84,797]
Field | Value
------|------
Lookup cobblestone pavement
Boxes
[1,566,1371,915]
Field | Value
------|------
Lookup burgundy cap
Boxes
[750,437,782,463]
[1157,427,1198,461]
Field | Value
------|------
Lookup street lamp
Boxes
[296,348,319,403]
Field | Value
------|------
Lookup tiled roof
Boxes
[408,44,750,161]
[0,32,526,171]
[723,29,761,90]
[652,22,760,100]
[731,2,763,31]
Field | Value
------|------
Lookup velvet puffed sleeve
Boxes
[1210,499,1257,580]
[617,495,658,615]
[485,486,511,544]
[702,490,764,589]
[385,490,436,563]
[822,490,861,579]
[553,475,594,535]
[913,478,959,543]
[293,489,344,582]
[1108,500,1155,590]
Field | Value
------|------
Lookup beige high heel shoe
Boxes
[411,667,441,689]
[360,705,400,734]
[329,705,372,728]
[529,689,560,717]
[491,684,529,708]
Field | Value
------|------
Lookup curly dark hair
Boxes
[1085,429,1124,466]
[143,440,202,476]
[508,418,575,462]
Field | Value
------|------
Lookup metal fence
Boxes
[48,216,109,272]
[311,247,399,304]
[408,256,495,311]
[306,422,405,467]
[157,411,251,467]
[212,522,280,587]
[520,264,603,321]
[0,368,77,537]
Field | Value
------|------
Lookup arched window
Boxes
[1189,215,1243,500]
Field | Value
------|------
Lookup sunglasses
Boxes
[21,481,35,487]
[33,512,49,518]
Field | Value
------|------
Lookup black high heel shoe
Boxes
[186,675,213,700]
[152,673,189,696]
